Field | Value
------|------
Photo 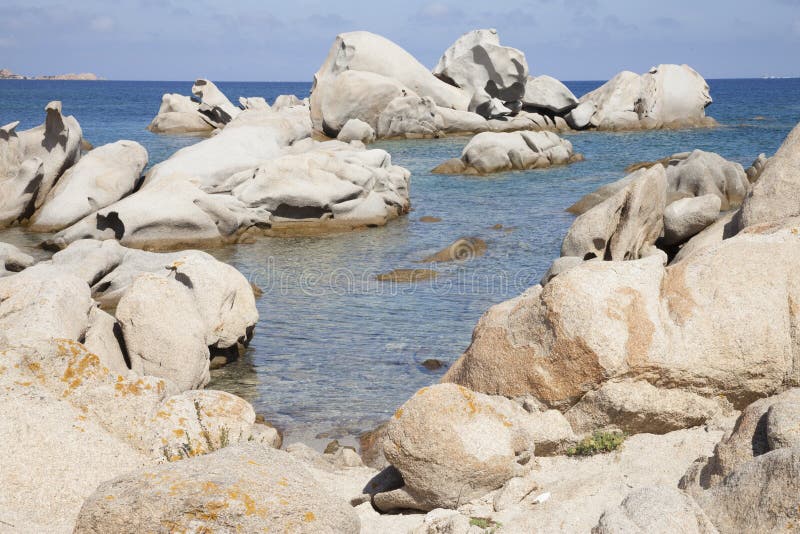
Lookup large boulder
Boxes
[593,486,719,534]
[680,388,800,493]
[522,75,578,114]
[665,150,748,210]
[115,273,210,391]
[444,222,800,419]
[17,101,83,209]
[337,118,376,143]
[0,121,44,226]
[561,165,667,261]
[374,383,574,512]
[310,31,469,135]
[662,194,722,246]
[377,95,442,139]
[147,93,214,134]
[191,78,241,126]
[432,130,579,175]
[29,140,148,231]
[735,121,800,231]
[693,447,800,533]
[433,29,528,118]
[74,443,360,534]
[579,65,714,130]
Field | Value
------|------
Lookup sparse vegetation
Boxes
[470,517,501,532]
[567,431,626,456]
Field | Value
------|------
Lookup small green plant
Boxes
[567,431,626,456]
[469,518,501,532]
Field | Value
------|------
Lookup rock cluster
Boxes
[310,30,714,140]
[432,131,582,175]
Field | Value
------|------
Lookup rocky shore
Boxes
[1,27,797,534]
[0,68,101,80]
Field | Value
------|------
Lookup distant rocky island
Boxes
[0,68,100,80]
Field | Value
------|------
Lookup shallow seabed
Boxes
[1,78,798,446]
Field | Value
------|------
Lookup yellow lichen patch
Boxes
[457,386,479,415]
[173,429,186,438]
[227,488,266,518]
[415,387,429,397]
[393,408,404,419]
[304,512,316,522]
[114,378,150,397]
[14,381,32,387]
[104,495,115,501]
[277,478,288,487]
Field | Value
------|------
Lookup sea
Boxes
[1,78,798,447]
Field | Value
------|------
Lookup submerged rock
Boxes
[420,237,487,263]
[376,269,438,283]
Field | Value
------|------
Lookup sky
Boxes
[1,0,799,81]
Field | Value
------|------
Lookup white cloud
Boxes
[90,15,115,32]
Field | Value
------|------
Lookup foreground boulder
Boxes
[374,383,574,511]
[432,131,580,175]
[445,222,800,420]
[572,65,715,130]
[433,29,528,117]
[29,140,147,231]
[310,31,469,136]
[74,443,360,534]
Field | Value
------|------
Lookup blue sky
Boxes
[1,0,799,81]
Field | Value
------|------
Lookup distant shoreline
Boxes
[0,68,101,81]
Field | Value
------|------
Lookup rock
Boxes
[420,216,441,223]
[493,475,539,512]
[83,305,129,375]
[238,96,271,111]
[491,428,723,533]
[735,121,800,231]
[765,399,800,450]
[0,343,148,533]
[0,121,44,226]
[412,509,472,534]
[561,165,666,261]
[693,447,800,534]
[377,95,442,139]
[0,241,34,276]
[579,65,714,130]
[147,389,258,460]
[115,273,210,391]
[522,75,578,114]
[565,380,724,435]
[0,265,94,345]
[680,389,800,493]
[147,93,214,134]
[433,29,528,118]
[17,101,83,209]
[217,141,410,230]
[311,31,469,135]
[434,131,579,175]
[672,211,736,263]
[74,443,361,534]
[359,422,389,469]
[375,383,571,511]
[337,118,376,143]
[566,174,636,215]
[192,78,240,126]
[437,107,489,134]
[565,101,596,130]
[745,152,767,183]
[273,94,307,111]
[593,486,719,534]
[376,269,437,283]
[422,358,445,371]
[420,237,487,263]
[662,194,721,246]
[29,140,148,231]
[665,150,748,210]
[540,255,583,285]
[444,222,800,414]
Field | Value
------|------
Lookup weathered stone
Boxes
[74,443,361,534]
[561,165,666,261]
[337,118,376,143]
[0,241,34,276]
[420,237,487,263]
[522,75,578,114]
[662,194,721,246]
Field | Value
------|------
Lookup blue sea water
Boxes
[1,78,798,445]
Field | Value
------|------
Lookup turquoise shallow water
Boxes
[1,78,798,444]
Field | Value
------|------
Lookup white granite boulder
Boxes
[432,130,579,175]
[0,121,44,226]
[433,29,528,118]
[522,75,578,114]
[0,242,34,277]
[337,118,376,143]
[311,31,469,136]
[29,140,148,231]
[579,65,715,130]
[147,93,214,134]
[662,194,721,246]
